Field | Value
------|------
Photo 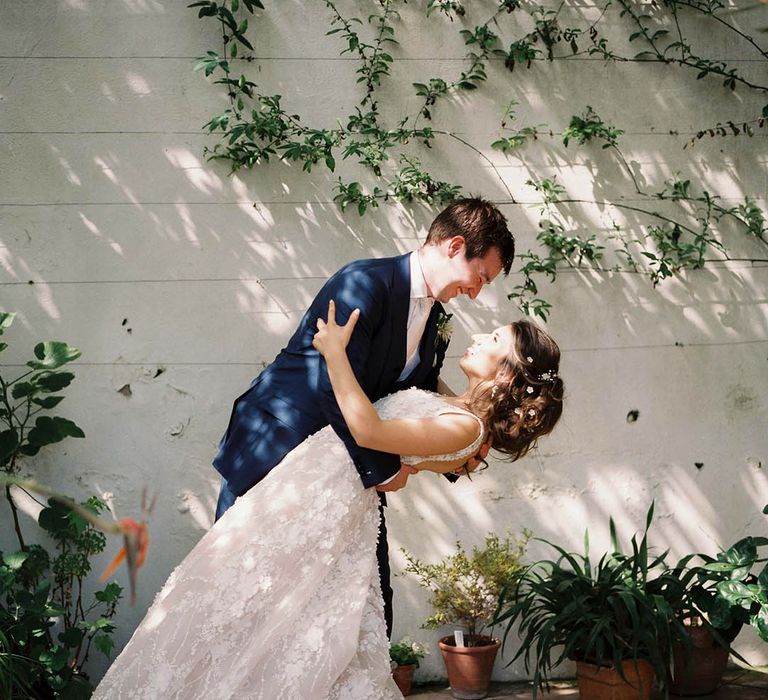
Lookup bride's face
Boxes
[459,326,515,382]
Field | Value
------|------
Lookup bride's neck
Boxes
[444,379,481,409]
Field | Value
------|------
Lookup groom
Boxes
[213,197,514,634]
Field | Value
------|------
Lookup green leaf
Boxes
[34,372,75,393]
[11,381,36,399]
[0,312,15,335]
[0,342,7,353]
[28,341,81,370]
[94,634,115,657]
[0,428,19,463]
[705,561,739,572]
[84,617,114,632]
[38,500,74,537]
[18,443,41,457]
[706,595,734,629]
[756,563,768,594]
[58,627,84,649]
[95,582,123,604]
[751,607,768,642]
[717,580,753,606]
[762,105,768,119]
[32,395,65,410]
[2,550,29,570]
[645,501,655,531]
[37,645,70,672]
[26,416,85,447]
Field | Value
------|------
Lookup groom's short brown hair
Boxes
[426,197,515,275]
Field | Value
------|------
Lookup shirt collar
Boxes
[409,251,431,301]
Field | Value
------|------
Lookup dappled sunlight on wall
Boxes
[2,0,766,685]
[164,147,226,196]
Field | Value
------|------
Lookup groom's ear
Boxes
[446,235,466,258]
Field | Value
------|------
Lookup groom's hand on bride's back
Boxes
[375,464,418,493]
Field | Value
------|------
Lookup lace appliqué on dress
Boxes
[93,389,479,700]
[389,389,486,466]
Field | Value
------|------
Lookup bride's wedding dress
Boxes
[93,389,484,700]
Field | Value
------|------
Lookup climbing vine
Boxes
[189,0,767,319]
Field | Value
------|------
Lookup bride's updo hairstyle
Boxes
[471,319,564,461]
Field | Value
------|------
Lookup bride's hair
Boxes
[469,319,564,461]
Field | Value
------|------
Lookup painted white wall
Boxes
[1,0,767,685]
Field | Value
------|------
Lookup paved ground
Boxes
[409,668,768,699]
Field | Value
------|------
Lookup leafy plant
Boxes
[402,531,529,645]
[0,312,84,549]
[190,1,768,320]
[389,638,428,667]
[0,313,124,698]
[0,502,123,698]
[494,503,689,697]
[682,507,768,644]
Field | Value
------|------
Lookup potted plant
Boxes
[494,503,687,700]
[664,505,768,695]
[401,531,529,700]
[389,638,427,696]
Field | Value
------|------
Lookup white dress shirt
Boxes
[379,253,433,486]
[397,252,434,382]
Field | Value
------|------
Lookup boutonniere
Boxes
[435,311,453,346]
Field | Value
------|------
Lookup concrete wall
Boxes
[2,0,767,684]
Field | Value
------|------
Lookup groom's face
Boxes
[433,238,503,303]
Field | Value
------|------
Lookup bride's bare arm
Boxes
[313,301,480,466]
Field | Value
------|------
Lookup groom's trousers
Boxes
[376,497,393,638]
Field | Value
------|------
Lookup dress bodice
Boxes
[373,388,486,465]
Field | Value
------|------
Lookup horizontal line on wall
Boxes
[0,131,206,135]
[2,263,767,287]
[2,336,766,370]
[1,197,764,208]
[0,277,326,286]
[551,336,768,353]
[0,55,764,63]
[2,129,761,138]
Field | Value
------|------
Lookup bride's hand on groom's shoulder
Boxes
[313,300,360,358]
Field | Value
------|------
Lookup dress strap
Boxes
[437,405,486,458]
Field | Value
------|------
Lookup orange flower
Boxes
[100,518,150,604]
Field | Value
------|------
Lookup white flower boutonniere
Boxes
[435,312,453,346]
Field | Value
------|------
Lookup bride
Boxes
[93,302,564,699]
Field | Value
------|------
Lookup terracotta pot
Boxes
[392,663,417,696]
[669,625,729,696]
[576,659,655,700]
[438,635,500,700]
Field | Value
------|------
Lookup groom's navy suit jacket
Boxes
[213,253,450,496]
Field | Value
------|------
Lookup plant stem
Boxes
[0,476,123,536]
[441,131,517,203]
[674,0,768,61]
[5,484,26,550]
